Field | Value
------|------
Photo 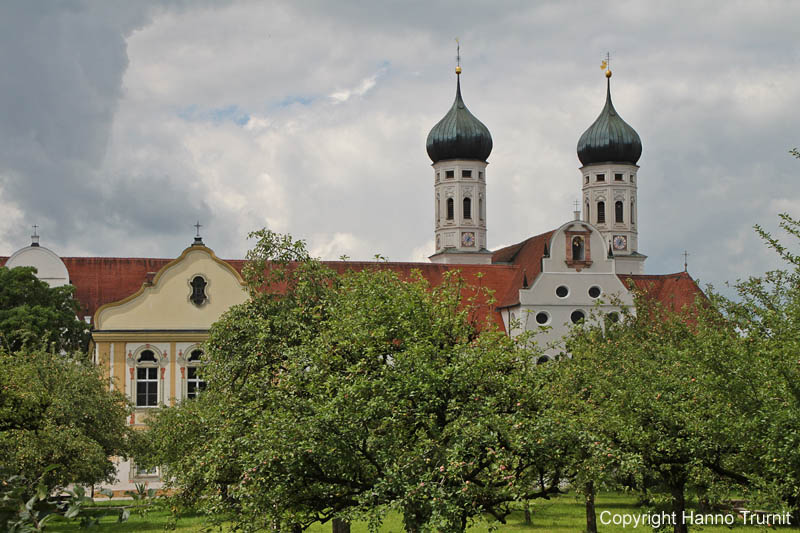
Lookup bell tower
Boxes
[577,63,645,275]
[427,48,493,265]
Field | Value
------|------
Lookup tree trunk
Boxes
[403,505,430,533]
[792,491,800,527]
[670,480,688,533]
[292,525,302,533]
[524,500,531,524]
[332,518,350,533]
[585,481,598,533]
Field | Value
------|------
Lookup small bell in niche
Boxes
[190,276,208,306]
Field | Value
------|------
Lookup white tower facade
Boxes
[581,162,643,274]
[431,159,491,264]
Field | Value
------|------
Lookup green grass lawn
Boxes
[46,492,799,532]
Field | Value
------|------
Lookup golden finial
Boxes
[601,52,612,78]
[455,38,462,75]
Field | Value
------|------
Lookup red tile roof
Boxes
[2,248,703,331]
[1,255,518,331]
[617,272,703,312]
[323,261,520,329]
[491,230,555,308]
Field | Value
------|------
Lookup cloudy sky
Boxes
[0,1,798,291]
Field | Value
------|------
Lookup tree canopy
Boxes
[0,349,132,493]
[0,266,89,353]
[143,230,562,532]
[143,209,800,532]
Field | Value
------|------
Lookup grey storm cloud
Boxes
[0,1,798,291]
[0,2,156,246]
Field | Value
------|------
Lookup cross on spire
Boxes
[454,38,462,75]
[193,221,204,246]
[601,51,611,71]
[30,224,40,246]
[683,250,690,272]
[573,200,582,221]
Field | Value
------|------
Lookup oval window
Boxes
[556,285,569,298]
[588,286,601,299]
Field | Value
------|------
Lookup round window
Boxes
[537,356,550,365]
[556,285,569,298]
[588,286,601,299]
[607,312,620,323]
[570,310,586,324]
[535,311,549,325]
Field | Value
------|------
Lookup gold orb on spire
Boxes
[455,65,462,75]
[605,69,612,78]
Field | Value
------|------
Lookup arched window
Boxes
[136,349,159,407]
[631,201,635,226]
[585,201,590,222]
[597,201,606,224]
[572,237,585,261]
[615,201,624,223]
[463,197,472,219]
[446,198,454,220]
[436,194,440,222]
[186,349,206,399]
[190,276,207,306]
[479,198,484,221]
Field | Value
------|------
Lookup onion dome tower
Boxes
[428,50,493,265]
[577,64,645,275]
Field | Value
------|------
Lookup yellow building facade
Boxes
[91,242,248,492]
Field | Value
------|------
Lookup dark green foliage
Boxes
[557,213,800,531]
[143,230,559,533]
[558,292,746,533]
[0,466,130,531]
[711,213,800,521]
[0,266,89,353]
[0,350,133,494]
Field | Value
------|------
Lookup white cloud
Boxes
[410,240,434,263]
[309,232,371,260]
[329,66,386,103]
[1,0,799,293]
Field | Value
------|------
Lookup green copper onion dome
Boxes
[426,73,492,163]
[577,72,642,166]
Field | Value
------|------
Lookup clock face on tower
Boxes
[613,235,627,251]
[461,232,475,247]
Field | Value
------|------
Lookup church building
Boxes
[1,63,701,493]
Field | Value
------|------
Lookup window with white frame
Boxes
[186,349,206,399]
[134,464,159,477]
[136,349,159,407]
